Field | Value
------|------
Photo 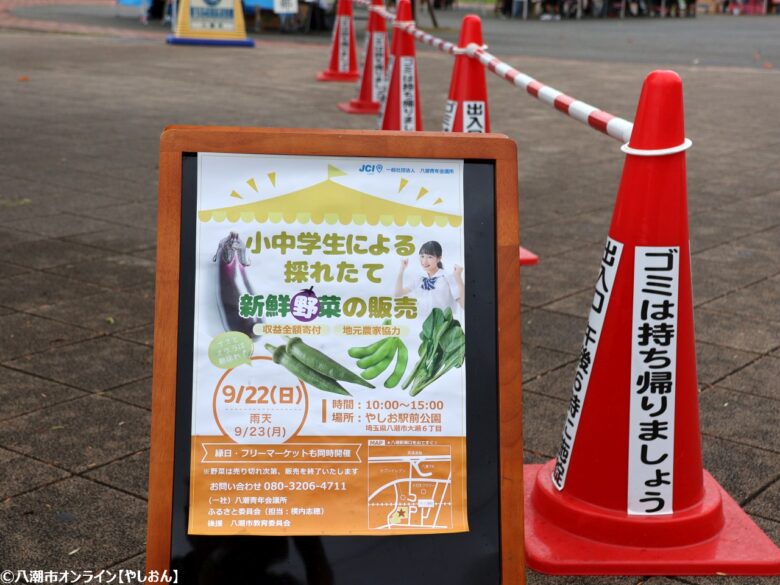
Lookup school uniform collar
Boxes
[421,269,444,291]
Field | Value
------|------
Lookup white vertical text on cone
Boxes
[400,57,416,131]
[628,247,679,515]
[338,16,351,73]
[372,34,386,102]
[553,238,623,491]
[462,101,485,133]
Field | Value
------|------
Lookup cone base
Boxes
[316,71,360,82]
[166,36,255,47]
[337,100,381,115]
[524,463,780,576]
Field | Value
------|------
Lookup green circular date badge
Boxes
[208,331,254,369]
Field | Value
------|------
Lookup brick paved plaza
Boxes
[0,3,778,583]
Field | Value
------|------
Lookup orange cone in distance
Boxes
[442,15,489,133]
[317,0,360,82]
[378,0,422,131]
[519,246,539,266]
[523,70,780,575]
[338,0,388,114]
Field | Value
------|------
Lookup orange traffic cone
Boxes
[519,246,539,266]
[317,0,360,82]
[442,15,489,133]
[523,70,780,575]
[338,0,388,114]
[378,0,422,131]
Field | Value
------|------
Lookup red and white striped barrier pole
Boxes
[465,44,633,143]
[350,1,631,268]
[354,0,635,144]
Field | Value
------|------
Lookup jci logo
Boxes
[358,163,383,174]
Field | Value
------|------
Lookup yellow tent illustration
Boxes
[198,178,462,228]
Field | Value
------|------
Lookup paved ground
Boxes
[0,2,778,583]
[6,1,780,65]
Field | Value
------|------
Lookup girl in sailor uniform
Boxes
[394,240,465,317]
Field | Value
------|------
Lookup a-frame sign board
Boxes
[147,127,525,585]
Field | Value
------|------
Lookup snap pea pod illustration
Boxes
[284,336,374,389]
[266,343,351,396]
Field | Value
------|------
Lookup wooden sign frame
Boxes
[147,127,524,584]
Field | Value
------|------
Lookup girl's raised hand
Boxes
[453,264,463,277]
[400,258,409,270]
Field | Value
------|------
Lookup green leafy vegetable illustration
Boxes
[402,308,465,396]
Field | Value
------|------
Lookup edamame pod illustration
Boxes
[348,338,389,359]
[356,337,397,369]
[384,339,408,388]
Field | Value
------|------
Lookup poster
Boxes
[188,153,468,536]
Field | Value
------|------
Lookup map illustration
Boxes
[367,443,453,530]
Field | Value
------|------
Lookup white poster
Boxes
[188,153,469,536]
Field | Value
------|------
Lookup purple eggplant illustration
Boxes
[212,231,262,339]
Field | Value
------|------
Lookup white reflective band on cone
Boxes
[621,139,693,157]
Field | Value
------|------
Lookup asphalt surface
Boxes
[0,3,778,584]
[12,3,780,66]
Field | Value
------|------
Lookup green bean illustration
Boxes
[361,352,395,381]
[285,336,374,389]
[265,343,351,396]
[348,338,390,359]
[384,339,408,389]
[356,337,397,369]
